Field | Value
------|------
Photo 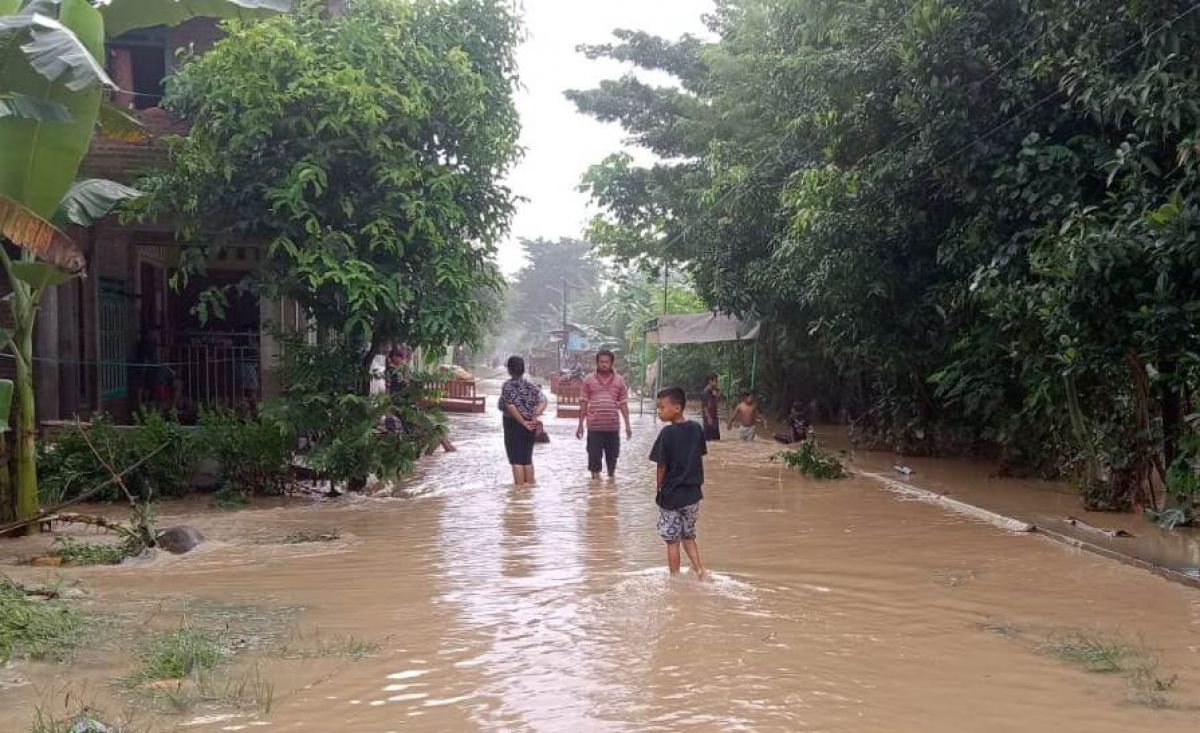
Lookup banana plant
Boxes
[0,0,289,531]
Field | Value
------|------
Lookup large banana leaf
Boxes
[101,0,291,38]
[54,177,141,227]
[0,0,103,219]
[0,91,69,120]
[9,260,78,288]
[0,12,114,91]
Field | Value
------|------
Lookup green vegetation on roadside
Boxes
[0,577,83,663]
[568,0,1200,522]
[125,628,226,686]
[52,537,139,566]
[773,441,848,480]
[982,622,1178,707]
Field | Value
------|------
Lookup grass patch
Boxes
[981,621,1180,708]
[125,628,225,686]
[1039,632,1131,673]
[772,440,848,479]
[274,629,378,659]
[280,528,341,544]
[51,537,139,566]
[28,707,135,733]
[210,484,250,509]
[1128,663,1179,709]
[147,664,275,715]
[0,577,84,663]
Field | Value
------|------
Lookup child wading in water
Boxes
[650,386,708,579]
[728,391,763,441]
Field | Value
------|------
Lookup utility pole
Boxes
[658,260,669,396]
[557,277,568,373]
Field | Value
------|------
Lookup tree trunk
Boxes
[14,323,37,534]
[0,434,12,525]
[1126,352,1159,511]
[1160,356,1182,469]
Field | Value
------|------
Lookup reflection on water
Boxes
[4,389,1200,732]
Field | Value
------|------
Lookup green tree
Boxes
[572,0,1200,514]
[135,0,520,354]
[502,237,601,348]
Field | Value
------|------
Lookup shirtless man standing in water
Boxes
[727,392,763,441]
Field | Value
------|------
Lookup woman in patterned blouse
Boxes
[499,355,545,485]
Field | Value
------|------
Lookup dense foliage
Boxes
[36,410,292,505]
[135,0,520,351]
[571,0,1200,515]
[37,412,196,505]
[265,333,445,490]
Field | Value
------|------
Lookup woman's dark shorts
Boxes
[503,415,535,465]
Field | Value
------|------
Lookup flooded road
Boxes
[4,399,1200,731]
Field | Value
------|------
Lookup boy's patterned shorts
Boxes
[657,502,700,543]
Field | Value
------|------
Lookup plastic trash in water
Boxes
[893,464,914,477]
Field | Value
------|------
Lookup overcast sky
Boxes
[498,0,714,276]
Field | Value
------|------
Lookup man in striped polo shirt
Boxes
[576,349,633,479]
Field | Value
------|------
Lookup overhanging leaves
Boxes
[8,260,77,289]
[100,0,293,38]
[0,92,69,121]
[0,0,105,218]
[54,178,141,227]
[0,13,115,92]
[0,194,84,273]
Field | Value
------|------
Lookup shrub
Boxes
[52,537,138,566]
[37,412,197,505]
[1148,431,1200,529]
[264,335,438,490]
[773,440,848,480]
[197,409,292,495]
[125,410,197,499]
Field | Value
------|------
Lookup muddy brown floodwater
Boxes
[3,390,1200,732]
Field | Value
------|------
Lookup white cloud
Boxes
[499,0,714,275]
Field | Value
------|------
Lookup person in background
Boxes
[789,402,810,442]
[499,355,544,485]
[649,386,708,579]
[701,372,721,441]
[774,401,811,444]
[576,349,632,480]
[387,344,456,453]
[727,391,763,442]
[131,328,163,413]
[369,341,391,397]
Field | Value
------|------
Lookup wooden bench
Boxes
[427,379,486,413]
[556,380,582,419]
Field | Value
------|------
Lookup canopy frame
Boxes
[638,313,759,415]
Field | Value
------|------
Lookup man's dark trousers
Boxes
[587,430,620,474]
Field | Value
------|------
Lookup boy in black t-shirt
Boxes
[649,386,708,579]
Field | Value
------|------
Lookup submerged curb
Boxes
[856,470,1200,592]
[857,471,1036,533]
